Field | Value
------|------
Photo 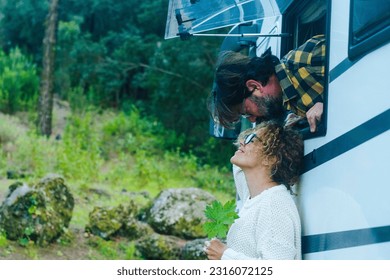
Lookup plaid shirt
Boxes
[275,35,326,117]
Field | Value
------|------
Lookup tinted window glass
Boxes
[349,0,390,59]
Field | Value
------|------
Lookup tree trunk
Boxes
[38,0,59,137]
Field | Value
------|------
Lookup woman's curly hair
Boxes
[235,121,304,190]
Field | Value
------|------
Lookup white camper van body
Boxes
[293,0,390,259]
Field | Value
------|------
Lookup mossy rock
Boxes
[85,201,152,240]
[135,233,186,260]
[181,238,208,260]
[148,188,216,239]
[85,204,127,239]
[121,217,154,240]
[36,175,74,227]
[0,175,74,246]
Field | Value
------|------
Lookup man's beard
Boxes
[250,95,285,123]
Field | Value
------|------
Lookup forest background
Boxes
[0,0,237,259]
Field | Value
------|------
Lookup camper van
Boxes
[165,0,390,259]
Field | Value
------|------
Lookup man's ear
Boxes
[245,79,262,91]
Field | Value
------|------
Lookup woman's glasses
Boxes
[244,133,260,145]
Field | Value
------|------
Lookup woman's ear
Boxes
[262,155,277,167]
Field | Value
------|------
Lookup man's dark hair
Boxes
[207,48,280,128]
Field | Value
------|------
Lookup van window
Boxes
[349,0,390,59]
[281,0,327,54]
[281,0,328,140]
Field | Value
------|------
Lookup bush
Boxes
[0,48,39,113]
[56,110,104,181]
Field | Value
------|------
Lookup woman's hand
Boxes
[204,238,228,260]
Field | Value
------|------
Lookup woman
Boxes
[205,121,304,260]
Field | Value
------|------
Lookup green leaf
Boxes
[203,200,239,239]
[24,227,34,236]
[18,237,30,247]
[203,221,228,239]
[28,205,37,215]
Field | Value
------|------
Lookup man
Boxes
[209,35,325,133]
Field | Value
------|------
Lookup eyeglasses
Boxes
[244,133,260,145]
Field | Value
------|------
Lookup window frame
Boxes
[281,0,330,140]
[348,0,390,60]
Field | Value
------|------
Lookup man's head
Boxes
[208,49,285,128]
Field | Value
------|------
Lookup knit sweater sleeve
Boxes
[232,164,250,202]
[221,248,258,260]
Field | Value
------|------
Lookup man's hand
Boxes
[285,112,304,127]
[306,102,323,132]
[204,238,227,260]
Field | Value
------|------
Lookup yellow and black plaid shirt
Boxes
[275,35,326,117]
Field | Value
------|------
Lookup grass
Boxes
[0,106,235,259]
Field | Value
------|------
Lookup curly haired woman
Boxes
[205,121,304,260]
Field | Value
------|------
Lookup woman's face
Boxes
[230,131,264,169]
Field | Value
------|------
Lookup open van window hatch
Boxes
[177,31,291,40]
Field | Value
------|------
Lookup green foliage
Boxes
[1,0,233,167]
[0,112,28,145]
[56,110,103,181]
[203,200,239,239]
[87,236,141,260]
[0,0,48,58]
[0,231,8,248]
[55,19,83,97]
[141,37,222,152]
[100,108,183,157]
[18,237,33,247]
[123,242,140,260]
[0,48,39,113]
[0,108,234,200]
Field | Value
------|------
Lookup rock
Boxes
[0,175,74,246]
[121,217,154,240]
[6,170,27,179]
[85,200,151,240]
[85,205,127,239]
[180,238,208,260]
[35,175,74,227]
[148,188,216,239]
[135,233,186,260]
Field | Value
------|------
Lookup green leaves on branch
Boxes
[203,200,238,239]
[0,48,39,113]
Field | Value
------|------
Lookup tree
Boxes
[38,0,59,136]
[0,0,48,61]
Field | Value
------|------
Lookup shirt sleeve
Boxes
[275,35,326,116]
[221,248,258,260]
[233,164,250,211]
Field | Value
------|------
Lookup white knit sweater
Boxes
[222,166,301,260]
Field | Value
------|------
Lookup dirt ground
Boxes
[0,228,93,260]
